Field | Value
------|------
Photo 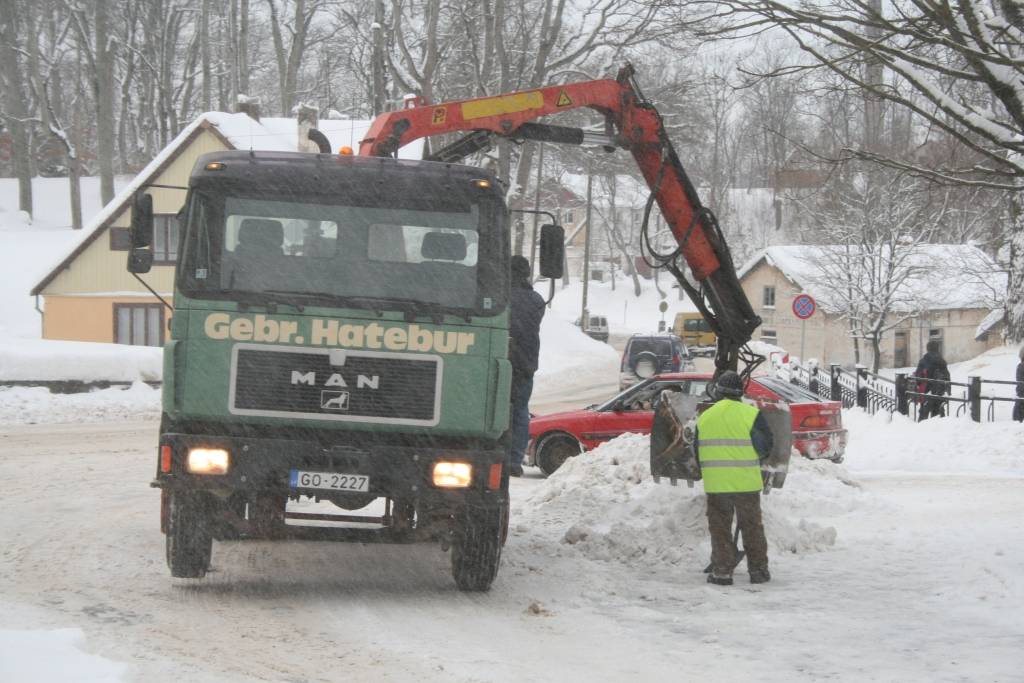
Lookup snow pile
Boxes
[0,382,160,425]
[843,408,1024,475]
[0,339,162,382]
[533,314,619,396]
[537,275,697,337]
[0,177,124,339]
[520,433,857,569]
[0,627,125,682]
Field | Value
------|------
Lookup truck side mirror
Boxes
[128,193,154,274]
[538,223,564,279]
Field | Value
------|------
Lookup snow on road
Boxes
[0,416,1021,681]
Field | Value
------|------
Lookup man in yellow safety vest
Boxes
[696,370,774,586]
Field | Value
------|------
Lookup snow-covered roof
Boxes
[974,307,1005,340]
[31,112,424,295]
[203,112,425,158]
[738,244,1006,313]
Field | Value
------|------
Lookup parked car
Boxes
[672,312,716,350]
[527,372,848,475]
[575,314,610,343]
[619,334,695,389]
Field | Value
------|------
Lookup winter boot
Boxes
[707,573,733,586]
[749,568,771,584]
[510,464,524,477]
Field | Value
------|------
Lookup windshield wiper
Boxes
[236,291,305,313]
[258,291,470,324]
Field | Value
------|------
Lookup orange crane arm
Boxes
[359,65,761,374]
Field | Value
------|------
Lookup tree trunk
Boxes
[1007,201,1024,342]
[0,2,33,216]
[371,0,387,114]
[95,0,116,205]
[239,0,250,95]
[869,336,881,373]
[201,0,212,111]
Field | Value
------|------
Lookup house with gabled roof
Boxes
[738,245,1007,368]
[30,107,422,346]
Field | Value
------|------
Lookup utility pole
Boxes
[581,163,593,329]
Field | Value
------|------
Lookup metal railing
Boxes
[788,362,1023,422]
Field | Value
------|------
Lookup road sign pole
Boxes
[800,318,806,363]
[792,293,817,362]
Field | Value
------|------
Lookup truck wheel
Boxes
[166,492,213,579]
[451,494,507,592]
[536,433,582,476]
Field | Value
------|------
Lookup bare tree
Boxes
[799,166,945,371]
[1,0,35,216]
[687,0,1024,340]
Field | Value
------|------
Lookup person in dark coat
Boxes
[915,340,950,421]
[1014,346,1024,423]
[508,255,545,476]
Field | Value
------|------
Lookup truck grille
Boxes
[230,344,441,425]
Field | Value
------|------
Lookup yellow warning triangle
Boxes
[556,90,572,107]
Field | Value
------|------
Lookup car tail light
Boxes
[801,413,837,429]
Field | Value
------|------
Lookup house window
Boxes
[152,215,181,263]
[109,227,132,250]
[564,209,575,224]
[115,303,164,346]
[109,215,179,262]
[760,329,777,343]
[928,328,944,356]
[763,285,776,308]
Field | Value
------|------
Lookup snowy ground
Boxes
[0,416,1021,681]
[2,177,1022,680]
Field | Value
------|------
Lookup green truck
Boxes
[128,149,562,591]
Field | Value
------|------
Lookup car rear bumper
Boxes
[793,429,848,461]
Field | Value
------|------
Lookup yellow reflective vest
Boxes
[696,399,764,494]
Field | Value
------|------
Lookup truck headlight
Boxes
[432,461,472,488]
[187,448,230,475]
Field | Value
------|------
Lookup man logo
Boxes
[320,390,350,411]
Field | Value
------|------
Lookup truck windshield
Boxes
[179,184,504,314]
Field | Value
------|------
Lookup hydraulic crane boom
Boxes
[359,65,762,377]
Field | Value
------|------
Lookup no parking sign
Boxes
[792,293,816,320]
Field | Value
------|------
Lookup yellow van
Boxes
[673,312,716,349]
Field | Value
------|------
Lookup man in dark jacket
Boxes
[1013,346,1024,423]
[508,256,545,476]
[915,340,950,421]
[696,370,774,586]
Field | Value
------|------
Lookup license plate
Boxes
[289,469,370,492]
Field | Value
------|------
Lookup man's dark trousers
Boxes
[706,492,768,577]
[509,373,533,469]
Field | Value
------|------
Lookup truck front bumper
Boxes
[153,432,507,540]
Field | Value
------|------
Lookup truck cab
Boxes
[130,150,536,590]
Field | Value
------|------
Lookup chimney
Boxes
[235,94,261,122]
[296,103,320,153]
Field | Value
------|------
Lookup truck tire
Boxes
[166,492,213,579]
[536,432,582,476]
[451,493,507,592]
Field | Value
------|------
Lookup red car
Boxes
[526,373,848,475]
